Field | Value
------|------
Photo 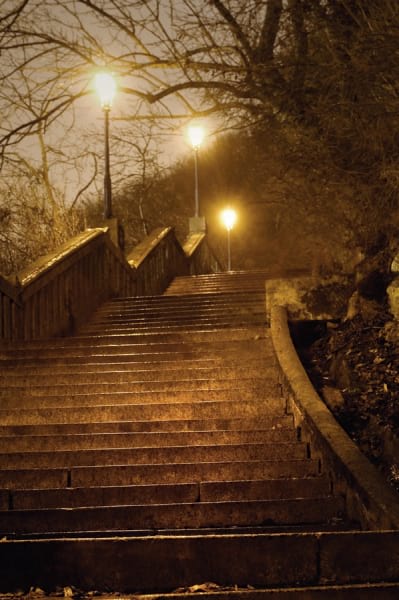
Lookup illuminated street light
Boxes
[95,72,116,219]
[221,208,237,271]
[188,125,205,218]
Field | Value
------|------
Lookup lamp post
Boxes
[95,72,116,220]
[221,208,237,271]
[188,125,204,218]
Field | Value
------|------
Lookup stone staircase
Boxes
[0,270,398,596]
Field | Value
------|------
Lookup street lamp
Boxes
[188,125,205,218]
[95,72,116,220]
[221,208,237,271]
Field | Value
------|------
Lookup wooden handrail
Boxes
[184,231,222,274]
[126,227,187,296]
[0,225,219,342]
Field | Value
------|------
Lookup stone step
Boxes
[0,458,321,489]
[0,346,272,368]
[0,414,293,436]
[71,459,320,488]
[0,428,296,452]
[162,289,266,297]
[91,301,266,314]
[0,387,284,409]
[0,496,344,536]
[0,377,281,399]
[74,331,269,345]
[0,328,269,357]
[84,298,266,311]
[107,291,266,304]
[0,364,278,385]
[91,309,266,324]
[0,398,286,424]
[2,529,395,593]
[164,279,269,293]
[0,441,307,469]
[2,381,279,399]
[163,288,265,295]
[101,583,399,599]
[0,356,274,375]
[165,271,269,279]
[165,272,269,280]
[80,324,267,337]
[76,328,268,341]
[87,314,266,328]
[2,329,270,347]
[169,287,264,293]
[164,283,264,290]
[103,296,266,307]
[92,299,266,314]
[9,476,331,510]
[0,343,271,362]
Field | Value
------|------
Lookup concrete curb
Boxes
[270,304,399,530]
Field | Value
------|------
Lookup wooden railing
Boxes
[0,226,220,342]
[127,227,188,296]
[183,231,221,275]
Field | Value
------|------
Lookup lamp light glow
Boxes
[221,207,237,271]
[188,125,205,149]
[95,72,116,110]
[221,208,237,231]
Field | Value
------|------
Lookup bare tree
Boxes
[1,1,399,295]
[0,2,319,149]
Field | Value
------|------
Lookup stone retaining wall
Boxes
[270,302,399,530]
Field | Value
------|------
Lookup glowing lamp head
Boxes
[188,125,205,149]
[221,208,237,231]
[95,72,116,110]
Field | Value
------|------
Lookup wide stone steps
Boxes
[2,270,383,595]
[78,292,267,336]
